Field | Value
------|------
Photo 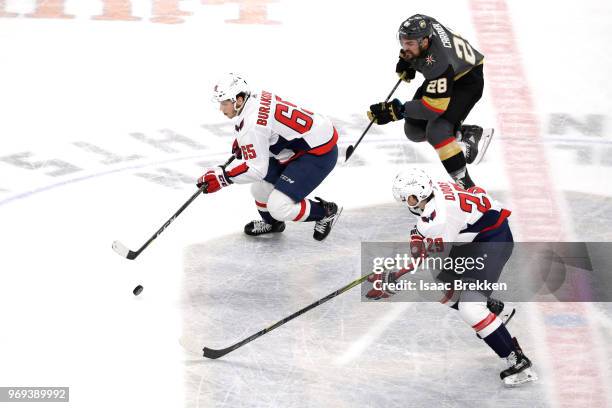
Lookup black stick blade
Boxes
[345,145,355,161]
[203,347,229,360]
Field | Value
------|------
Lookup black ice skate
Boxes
[313,197,342,241]
[244,220,285,236]
[500,337,538,387]
[458,125,494,165]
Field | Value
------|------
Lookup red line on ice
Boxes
[468,1,607,406]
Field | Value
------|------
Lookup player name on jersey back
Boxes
[256,90,273,126]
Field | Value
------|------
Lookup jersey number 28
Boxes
[452,36,476,65]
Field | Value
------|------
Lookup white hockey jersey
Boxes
[224,90,337,184]
[414,180,511,244]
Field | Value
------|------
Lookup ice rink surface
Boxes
[1,0,611,407]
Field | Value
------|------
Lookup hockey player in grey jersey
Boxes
[367,14,494,188]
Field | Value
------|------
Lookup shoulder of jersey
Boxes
[238,93,268,130]
[249,90,276,129]
[422,40,451,79]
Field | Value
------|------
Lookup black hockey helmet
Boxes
[398,14,432,40]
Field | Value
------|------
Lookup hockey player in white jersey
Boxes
[376,168,537,386]
[197,73,342,241]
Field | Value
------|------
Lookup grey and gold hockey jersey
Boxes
[403,15,484,119]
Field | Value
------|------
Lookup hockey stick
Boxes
[203,272,374,359]
[112,155,236,260]
[344,77,403,162]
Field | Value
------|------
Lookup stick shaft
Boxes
[131,188,203,257]
[345,78,403,161]
[125,155,235,259]
[203,272,372,359]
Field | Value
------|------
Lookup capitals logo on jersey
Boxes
[421,210,437,223]
[235,119,244,132]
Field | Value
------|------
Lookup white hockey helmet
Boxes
[392,168,433,209]
[211,72,250,103]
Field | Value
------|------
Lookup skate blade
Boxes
[503,368,538,387]
[325,206,343,239]
[332,206,343,228]
[473,128,494,165]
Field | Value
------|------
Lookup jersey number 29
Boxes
[458,192,491,213]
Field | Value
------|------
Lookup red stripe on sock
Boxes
[472,312,496,332]
[293,200,307,221]
[434,137,455,149]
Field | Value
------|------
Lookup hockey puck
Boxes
[133,285,143,296]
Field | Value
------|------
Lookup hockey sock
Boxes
[258,210,279,224]
[267,190,328,223]
[284,198,322,222]
[482,324,515,358]
[435,139,473,186]
[255,201,280,224]
[304,199,326,222]
[435,138,463,164]
[461,300,513,358]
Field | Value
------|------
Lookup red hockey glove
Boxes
[410,227,427,258]
[197,167,232,193]
[366,270,398,300]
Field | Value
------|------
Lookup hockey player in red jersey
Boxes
[367,14,494,188]
[197,73,342,241]
[373,168,537,386]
